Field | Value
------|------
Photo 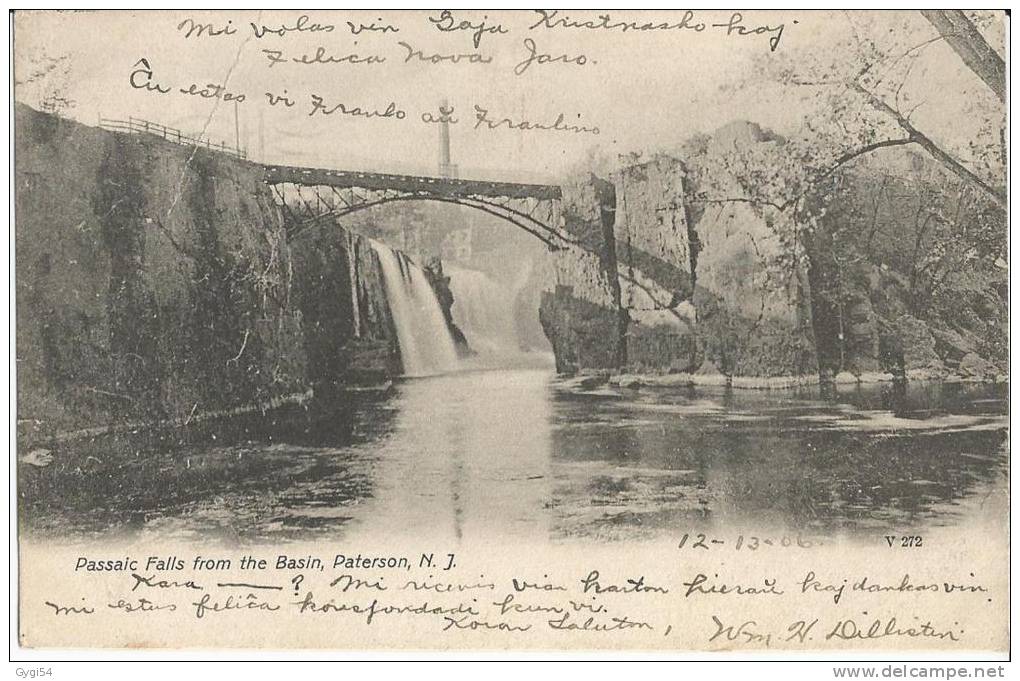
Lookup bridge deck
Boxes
[264,164,561,201]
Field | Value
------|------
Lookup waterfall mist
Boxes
[448,265,554,370]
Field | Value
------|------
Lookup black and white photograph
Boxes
[9,8,1011,662]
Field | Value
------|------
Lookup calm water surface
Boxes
[20,370,1008,544]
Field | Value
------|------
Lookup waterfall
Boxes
[370,240,460,377]
[448,266,554,369]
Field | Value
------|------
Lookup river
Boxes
[19,370,1008,545]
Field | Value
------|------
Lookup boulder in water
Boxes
[21,448,53,467]
[616,374,644,389]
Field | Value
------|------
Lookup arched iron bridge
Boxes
[264,164,573,250]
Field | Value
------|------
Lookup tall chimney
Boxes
[438,98,453,178]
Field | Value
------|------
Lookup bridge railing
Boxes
[98,116,247,160]
[264,164,561,200]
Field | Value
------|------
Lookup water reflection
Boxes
[548,380,1007,540]
[19,371,1007,544]
[354,370,554,541]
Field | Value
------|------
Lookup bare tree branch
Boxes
[824,138,915,181]
[921,10,1005,102]
[850,82,1006,209]
[692,137,915,214]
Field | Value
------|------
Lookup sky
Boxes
[12,9,1004,183]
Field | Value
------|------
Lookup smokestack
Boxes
[439,98,453,178]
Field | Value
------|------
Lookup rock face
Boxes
[613,157,700,373]
[289,223,401,393]
[539,129,814,379]
[685,124,817,378]
[538,121,1003,382]
[420,256,471,358]
[16,104,306,439]
[15,104,460,442]
[538,174,626,374]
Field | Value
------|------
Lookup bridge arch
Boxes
[264,164,572,250]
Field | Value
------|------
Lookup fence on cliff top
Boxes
[98,116,248,160]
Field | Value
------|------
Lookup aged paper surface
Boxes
[13,10,1009,654]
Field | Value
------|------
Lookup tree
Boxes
[680,11,1007,377]
[764,10,1005,211]
[15,49,76,114]
[921,10,1005,103]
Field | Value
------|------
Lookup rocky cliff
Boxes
[612,157,701,373]
[421,256,471,358]
[538,174,626,374]
[683,123,818,379]
[16,104,308,440]
[538,121,1006,384]
[289,222,401,394]
[15,105,462,443]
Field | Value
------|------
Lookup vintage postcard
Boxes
[11,9,1010,658]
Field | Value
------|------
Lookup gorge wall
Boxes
[15,104,459,444]
[540,123,813,381]
[538,174,626,374]
[538,121,1006,383]
[289,223,401,395]
[17,104,304,441]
